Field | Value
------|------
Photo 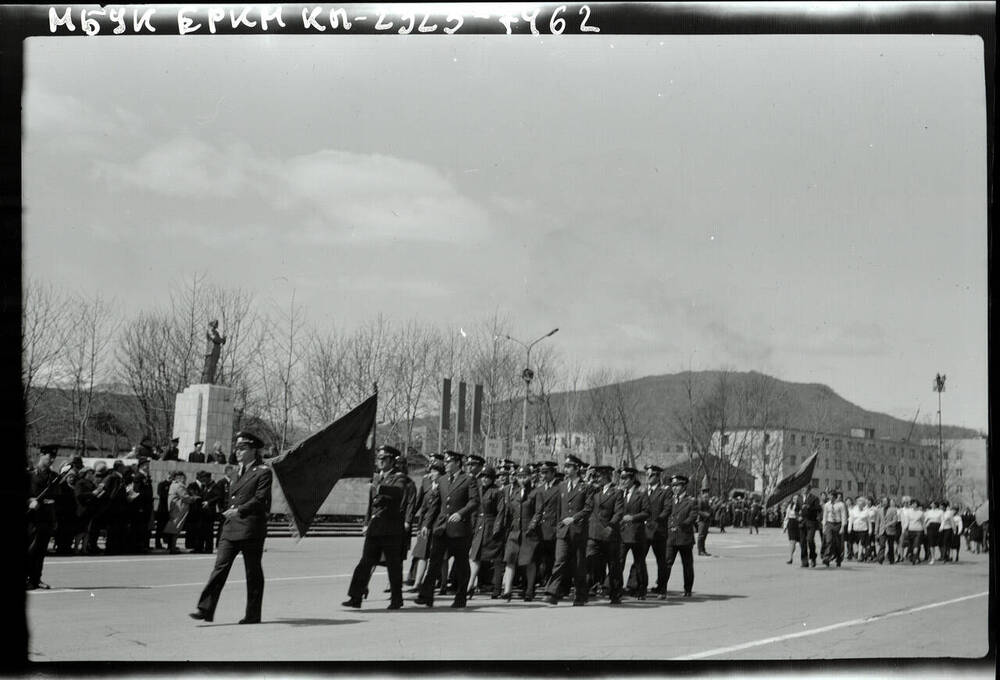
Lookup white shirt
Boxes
[850,505,871,532]
[938,508,956,531]
[923,508,944,525]
[903,508,925,533]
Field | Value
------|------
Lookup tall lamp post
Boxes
[504,328,559,461]
[933,373,946,497]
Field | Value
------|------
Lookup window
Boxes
[909,467,915,477]
[890,447,895,455]
[722,435,730,446]
[835,460,841,470]
[957,485,963,493]
[847,461,853,471]
[881,464,885,474]
[763,433,770,444]
[834,439,841,450]
[790,455,797,465]
[824,439,830,449]
[847,481,852,491]
[880,484,886,494]
[675,444,684,453]
[957,451,963,460]
[890,485,897,494]
[825,459,829,469]
[943,451,949,460]
[823,479,828,488]
[889,466,895,475]
[811,478,819,487]
[909,486,915,496]
[956,469,963,477]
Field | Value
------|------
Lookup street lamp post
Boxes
[933,373,946,497]
[503,328,559,462]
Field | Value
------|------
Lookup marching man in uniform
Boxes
[190,431,271,624]
[543,454,592,606]
[663,474,698,597]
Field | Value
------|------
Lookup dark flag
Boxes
[272,393,377,539]
[765,450,819,508]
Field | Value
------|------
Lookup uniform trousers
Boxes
[696,522,710,554]
[822,523,844,565]
[799,521,819,566]
[586,538,622,600]
[878,533,896,564]
[348,534,403,602]
[545,534,589,602]
[27,521,52,586]
[620,541,649,596]
[905,530,924,564]
[196,536,265,621]
[420,534,472,604]
[647,536,668,593]
[535,539,556,587]
[664,543,694,593]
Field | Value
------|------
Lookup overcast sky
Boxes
[22,32,988,430]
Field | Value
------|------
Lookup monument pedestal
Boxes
[172,383,235,460]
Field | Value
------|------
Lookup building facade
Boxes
[713,427,942,501]
[919,436,989,510]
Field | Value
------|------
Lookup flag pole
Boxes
[372,381,378,456]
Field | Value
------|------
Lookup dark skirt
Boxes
[504,533,538,567]
[787,519,800,542]
[925,522,941,547]
[470,515,502,562]
[410,530,432,560]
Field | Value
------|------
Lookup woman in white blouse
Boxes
[938,501,957,562]
[782,496,802,565]
[923,500,944,565]
[902,499,925,565]
[849,497,872,562]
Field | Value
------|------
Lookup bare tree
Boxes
[388,320,438,456]
[22,279,71,437]
[53,293,120,453]
[254,290,306,450]
[466,313,521,446]
[299,326,348,430]
[116,311,177,444]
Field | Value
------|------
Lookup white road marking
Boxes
[672,591,988,660]
[27,573,354,594]
[44,555,218,566]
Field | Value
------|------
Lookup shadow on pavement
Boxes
[682,593,749,602]
[200,618,364,627]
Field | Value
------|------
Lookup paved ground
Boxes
[26,528,991,663]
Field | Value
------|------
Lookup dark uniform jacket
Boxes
[74,476,98,520]
[497,485,539,566]
[188,451,206,463]
[162,447,179,462]
[620,485,651,544]
[554,479,592,541]
[365,471,407,537]
[589,485,624,542]
[801,492,822,525]
[220,463,272,542]
[667,494,699,546]
[155,479,171,515]
[530,483,561,542]
[400,475,418,528]
[644,485,672,541]
[429,471,480,538]
[470,485,504,560]
[204,478,231,515]
[27,467,59,526]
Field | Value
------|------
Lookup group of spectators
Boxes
[780,489,989,568]
[27,446,237,567]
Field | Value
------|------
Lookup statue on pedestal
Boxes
[200,319,226,384]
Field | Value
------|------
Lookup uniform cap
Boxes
[170,437,180,444]
[670,474,689,486]
[429,461,446,474]
[594,465,614,475]
[478,466,497,479]
[540,461,558,471]
[644,464,663,473]
[467,454,486,465]
[564,454,585,467]
[194,441,205,447]
[619,466,639,476]
[233,431,264,449]
[376,445,401,459]
[443,450,465,461]
[429,452,445,461]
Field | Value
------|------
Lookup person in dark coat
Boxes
[343,446,409,609]
[406,454,443,590]
[497,466,539,601]
[205,466,237,548]
[468,466,504,598]
[52,465,79,556]
[190,431,272,624]
[664,474,698,596]
[643,465,673,598]
[587,465,625,604]
[162,438,180,462]
[154,476,171,550]
[415,450,481,608]
[799,485,823,568]
[27,448,60,589]
[73,468,99,554]
[187,441,206,463]
[618,466,650,599]
[696,486,714,555]
[543,454,593,606]
[97,461,128,555]
[128,458,154,553]
[184,474,206,552]
[530,461,560,595]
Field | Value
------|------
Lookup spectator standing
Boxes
[27,447,60,590]
[188,441,206,463]
[162,438,180,462]
[163,472,193,554]
[210,442,228,465]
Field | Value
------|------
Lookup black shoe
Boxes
[572,600,586,606]
[523,594,534,602]
[238,617,260,624]
[637,593,646,600]
[657,592,667,600]
[406,586,421,593]
[490,593,500,600]
[702,552,711,557]
[383,587,392,593]
[188,610,213,622]
[545,595,559,605]
[683,591,692,597]
[810,559,816,567]
[414,596,434,607]
[387,601,403,610]
[342,598,361,609]
[786,560,793,564]
[450,600,467,608]
[823,559,830,567]
[609,597,622,605]
[501,592,513,602]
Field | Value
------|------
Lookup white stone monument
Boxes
[172,383,234,460]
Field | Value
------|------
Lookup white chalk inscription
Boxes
[48,5,601,35]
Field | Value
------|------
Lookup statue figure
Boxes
[200,319,226,384]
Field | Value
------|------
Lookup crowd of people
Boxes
[779,487,989,568]
[25,445,238,590]
[342,449,716,610]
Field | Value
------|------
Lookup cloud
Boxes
[775,321,888,357]
[23,82,145,151]
[94,139,492,244]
